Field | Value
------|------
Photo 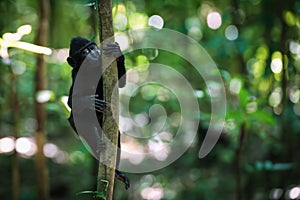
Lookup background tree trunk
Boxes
[96,0,119,199]
[235,122,246,200]
[35,0,50,199]
[10,66,20,200]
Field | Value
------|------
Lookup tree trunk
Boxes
[35,0,50,199]
[10,67,20,200]
[96,1,119,199]
[235,122,246,200]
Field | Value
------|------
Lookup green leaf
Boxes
[249,110,275,124]
[77,191,106,199]
[226,110,244,125]
[220,70,231,82]
[95,192,106,199]
[238,88,249,107]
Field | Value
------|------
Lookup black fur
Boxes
[66,36,129,189]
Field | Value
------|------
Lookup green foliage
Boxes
[76,179,108,199]
[77,190,106,200]
[0,0,300,199]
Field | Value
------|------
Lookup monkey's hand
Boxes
[103,42,123,59]
[115,170,130,190]
[73,95,109,113]
[88,94,110,113]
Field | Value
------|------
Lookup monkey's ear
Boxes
[67,57,75,67]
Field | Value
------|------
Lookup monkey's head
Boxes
[67,36,100,68]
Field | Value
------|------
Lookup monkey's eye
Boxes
[89,45,101,55]
[81,48,90,57]
[89,45,96,50]
[90,45,100,52]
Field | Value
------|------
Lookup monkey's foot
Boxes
[115,170,130,190]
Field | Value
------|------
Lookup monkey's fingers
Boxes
[103,43,122,57]
[89,95,103,101]
[88,104,102,112]
[89,94,99,98]
[92,98,106,104]
[89,95,110,112]
[103,43,120,51]
[105,42,119,47]
[94,99,109,107]
[96,140,106,154]
[93,103,109,112]
[103,49,122,57]
[90,97,108,106]
[93,106,105,112]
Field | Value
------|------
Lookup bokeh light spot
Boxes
[0,137,15,153]
[289,40,300,55]
[114,13,128,30]
[246,101,257,113]
[36,90,54,103]
[271,58,283,74]
[289,187,300,199]
[289,87,300,103]
[134,113,149,127]
[269,87,282,107]
[293,103,300,116]
[129,13,148,29]
[229,78,242,95]
[15,137,36,157]
[269,188,283,199]
[44,143,59,158]
[115,32,130,50]
[225,25,238,40]
[206,12,222,30]
[148,15,164,29]
[11,61,26,75]
[141,85,157,100]
[141,186,164,200]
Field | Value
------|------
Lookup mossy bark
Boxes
[96,1,119,199]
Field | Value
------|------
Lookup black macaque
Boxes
[66,36,129,190]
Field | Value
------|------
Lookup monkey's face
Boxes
[67,43,101,68]
[81,44,101,61]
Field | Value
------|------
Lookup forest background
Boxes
[0,0,300,199]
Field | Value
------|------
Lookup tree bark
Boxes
[10,67,20,200]
[96,1,119,199]
[35,0,50,199]
[235,122,246,200]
